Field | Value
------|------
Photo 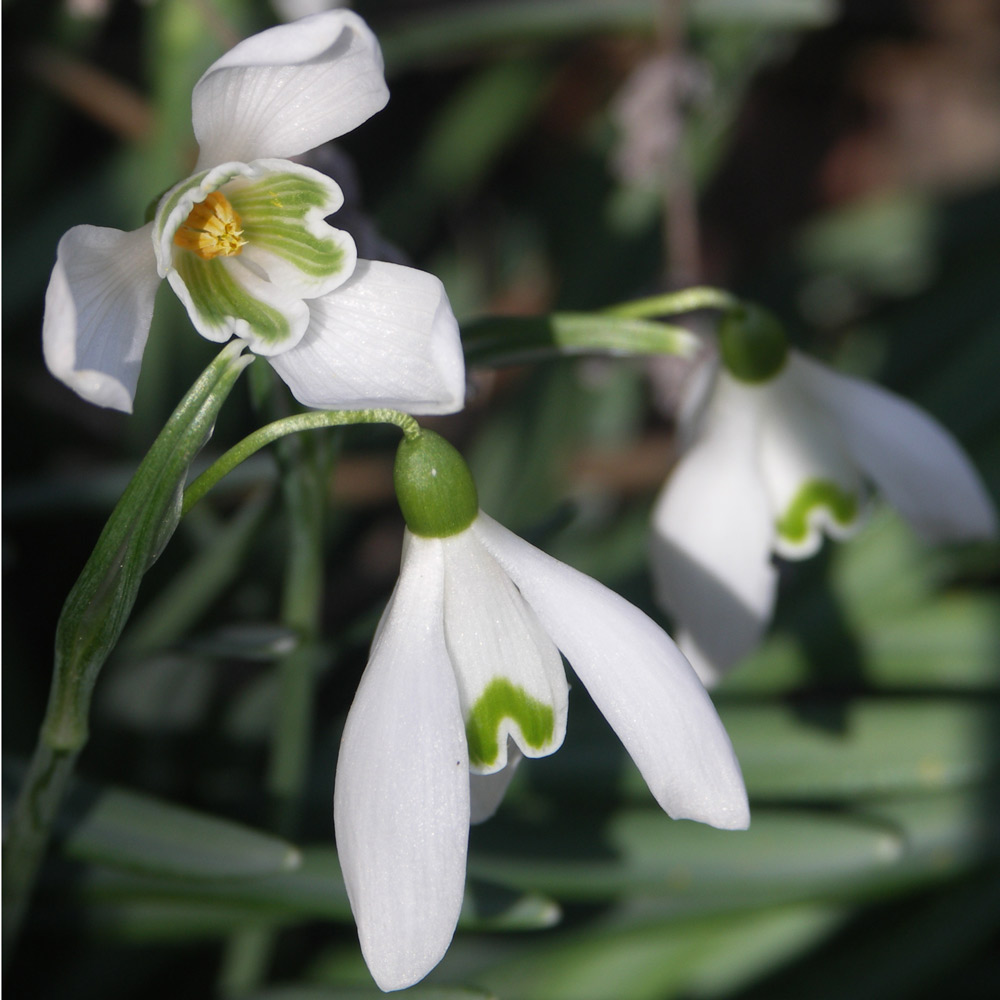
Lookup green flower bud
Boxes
[719,304,788,383]
[394,430,479,538]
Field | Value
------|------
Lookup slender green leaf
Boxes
[60,847,559,936]
[51,779,300,879]
[468,808,904,901]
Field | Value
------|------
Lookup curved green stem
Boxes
[182,408,421,516]
[603,286,740,320]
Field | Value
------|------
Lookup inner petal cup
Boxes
[154,159,357,355]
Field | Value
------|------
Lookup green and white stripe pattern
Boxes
[154,158,356,355]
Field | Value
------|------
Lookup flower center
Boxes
[173,191,247,260]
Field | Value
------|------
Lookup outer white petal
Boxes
[793,353,998,541]
[42,223,159,413]
[441,531,568,774]
[334,535,469,992]
[192,11,389,167]
[267,260,466,413]
[470,742,522,824]
[651,371,778,683]
[759,367,867,559]
[472,514,749,831]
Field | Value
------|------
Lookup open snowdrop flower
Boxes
[652,306,998,687]
[335,430,749,992]
[42,11,465,415]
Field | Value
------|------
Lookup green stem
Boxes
[602,286,740,319]
[267,430,328,837]
[183,408,421,516]
[2,746,79,965]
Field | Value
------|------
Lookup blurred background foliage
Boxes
[3,0,1000,997]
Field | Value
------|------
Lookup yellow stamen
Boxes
[173,191,247,259]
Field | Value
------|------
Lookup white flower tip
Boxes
[688,790,751,832]
[362,935,454,993]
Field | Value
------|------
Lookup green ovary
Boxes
[776,479,858,544]
[465,678,555,769]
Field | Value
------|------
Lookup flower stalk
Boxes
[182,408,421,514]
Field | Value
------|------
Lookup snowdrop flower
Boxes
[652,306,997,686]
[335,430,749,992]
[43,12,465,415]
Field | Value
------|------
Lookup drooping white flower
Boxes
[335,431,748,992]
[42,12,465,415]
[651,310,997,687]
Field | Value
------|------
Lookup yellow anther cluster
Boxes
[173,191,247,259]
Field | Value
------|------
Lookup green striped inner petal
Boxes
[776,478,860,545]
[465,677,555,770]
[227,173,347,281]
[175,252,292,347]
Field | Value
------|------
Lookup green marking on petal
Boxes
[175,253,291,346]
[465,678,555,769]
[227,174,347,280]
[776,479,859,544]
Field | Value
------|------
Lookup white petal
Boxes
[472,514,749,831]
[192,11,389,167]
[470,742,522,824]
[334,535,469,992]
[441,531,568,774]
[42,224,159,413]
[793,353,998,541]
[759,366,867,559]
[650,371,778,682]
[267,259,467,413]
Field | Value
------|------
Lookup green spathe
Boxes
[466,678,556,769]
[719,304,788,383]
[394,430,479,538]
[776,479,859,544]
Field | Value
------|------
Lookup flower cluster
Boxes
[39,11,997,999]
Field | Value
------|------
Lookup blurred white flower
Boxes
[43,11,465,416]
[335,507,749,991]
[652,351,997,686]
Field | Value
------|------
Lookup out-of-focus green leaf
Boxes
[61,848,559,938]
[725,700,999,799]
[533,699,999,801]
[719,509,1000,693]
[97,654,215,732]
[860,787,1000,892]
[0,765,299,879]
[380,56,549,247]
[469,808,904,902]
[471,903,843,1000]
[380,0,836,71]
[118,486,273,658]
